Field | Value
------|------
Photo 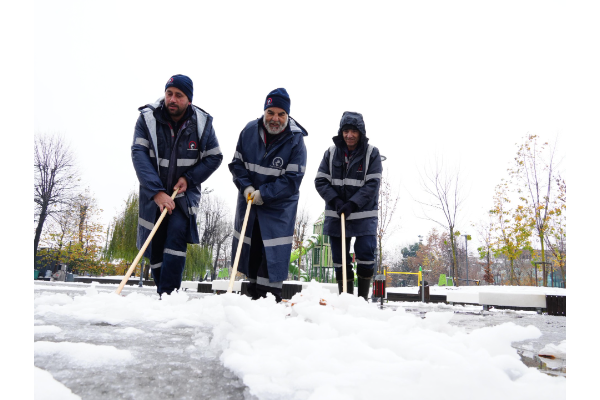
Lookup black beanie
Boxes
[264,88,290,115]
[165,74,193,102]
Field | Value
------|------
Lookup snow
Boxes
[539,340,567,359]
[387,284,566,296]
[34,325,62,335]
[34,341,134,367]
[34,367,81,400]
[34,280,566,399]
[387,284,566,308]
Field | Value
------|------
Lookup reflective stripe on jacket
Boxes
[131,97,222,256]
[229,117,308,282]
[314,114,382,237]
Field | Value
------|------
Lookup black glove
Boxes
[338,201,358,218]
[329,197,345,212]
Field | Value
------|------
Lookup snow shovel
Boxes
[341,213,347,294]
[115,188,179,295]
[227,194,252,294]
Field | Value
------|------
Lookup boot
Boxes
[357,275,371,301]
[337,280,354,295]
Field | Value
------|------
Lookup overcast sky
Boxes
[32,0,591,252]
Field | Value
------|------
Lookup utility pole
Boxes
[463,234,470,286]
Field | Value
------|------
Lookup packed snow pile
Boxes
[34,341,134,367]
[34,281,565,400]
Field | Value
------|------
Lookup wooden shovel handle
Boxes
[227,194,253,294]
[115,189,179,295]
[341,213,347,294]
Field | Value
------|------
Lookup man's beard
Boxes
[263,115,288,134]
[166,103,186,119]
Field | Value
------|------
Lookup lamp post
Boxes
[462,234,470,286]
[447,248,452,278]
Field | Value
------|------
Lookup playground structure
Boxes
[384,268,424,287]
[376,266,432,304]
[288,234,319,279]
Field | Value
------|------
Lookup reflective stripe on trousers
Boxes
[149,206,189,295]
[246,216,283,301]
[330,235,377,280]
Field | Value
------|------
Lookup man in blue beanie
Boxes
[229,88,308,302]
[131,74,222,297]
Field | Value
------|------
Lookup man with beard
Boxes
[229,88,308,302]
[131,74,222,297]
[314,111,382,301]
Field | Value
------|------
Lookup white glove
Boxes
[250,190,264,205]
[243,186,255,199]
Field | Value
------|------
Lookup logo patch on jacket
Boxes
[357,164,363,172]
[188,141,197,150]
[271,157,283,169]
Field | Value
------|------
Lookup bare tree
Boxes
[197,190,232,280]
[414,157,466,285]
[377,172,400,271]
[544,174,566,286]
[212,216,233,280]
[34,134,79,254]
[40,203,74,270]
[508,134,560,286]
[473,215,496,284]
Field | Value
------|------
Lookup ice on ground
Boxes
[114,327,144,335]
[539,340,567,359]
[35,367,81,400]
[34,341,134,367]
[34,280,565,400]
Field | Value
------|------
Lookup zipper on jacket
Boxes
[167,123,185,191]
[263,130,292,160]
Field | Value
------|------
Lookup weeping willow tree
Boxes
[105,192,144,274]
[183,244,212,281]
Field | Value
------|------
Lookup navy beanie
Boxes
[264,88,290,115]
[165,74,193,102]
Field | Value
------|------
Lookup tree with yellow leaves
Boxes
[39,189,105,276]
[508,134,561,286]
[489,181,533,285]
[544,174,566,286]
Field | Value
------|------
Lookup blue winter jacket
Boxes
[229,117,308,282]
[314,111,382,237]
[131,98,222,256]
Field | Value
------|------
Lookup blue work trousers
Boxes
[246,216,283,302]
[150,206,189,295]
[330,235,377,281]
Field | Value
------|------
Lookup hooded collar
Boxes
[332,111,369,152]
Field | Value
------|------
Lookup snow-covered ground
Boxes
[34,280,566,400]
